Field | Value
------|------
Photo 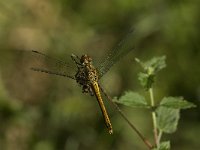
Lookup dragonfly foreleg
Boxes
[71,54,82,66]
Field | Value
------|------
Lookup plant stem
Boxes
[149,87,158,147]
[100,85,153,150]
[157,130,163,148]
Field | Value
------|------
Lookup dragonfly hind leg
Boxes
[89,87,94,96]
[82,85,94,96]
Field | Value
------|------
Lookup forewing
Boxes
[5,50,76,79]
[30,50,76,79]
[97,30,135,78]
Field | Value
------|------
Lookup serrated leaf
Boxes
[160,97,196,109]
[152,141,170,150]
[113,91,149,108]
[144,56,166,74]
[136,56,166,74]
[156,107,180,134]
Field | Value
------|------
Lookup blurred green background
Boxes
[0,0,199,150]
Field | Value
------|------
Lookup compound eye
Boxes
[80,55,92,64]
[80,55,87,63]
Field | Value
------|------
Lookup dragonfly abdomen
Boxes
[92,82,113,134]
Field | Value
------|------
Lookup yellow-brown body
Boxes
[75,54,113,134]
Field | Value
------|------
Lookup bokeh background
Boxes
[0,0,199,150]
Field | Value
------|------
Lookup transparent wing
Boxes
[21,50,76,79]
[30,50,76,79]
[97,29,135,78]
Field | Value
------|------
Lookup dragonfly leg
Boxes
[89,87,94,96]
[82,85,89,93]
[71,54,81,65]
[81,85,94,96]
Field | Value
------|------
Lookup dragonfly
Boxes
[30,30,135,134]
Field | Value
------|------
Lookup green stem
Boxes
[157,130,163,148]
[149,88,155,106]
[149,87,158,147]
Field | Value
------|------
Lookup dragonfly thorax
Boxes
[74,54,99,96]
[79,54,98,82]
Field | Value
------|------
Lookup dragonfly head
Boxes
[80,54,92,65]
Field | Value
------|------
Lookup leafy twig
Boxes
[108,56,196,150]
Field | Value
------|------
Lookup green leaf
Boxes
[152,141,170,150]
[138,72,154,90]
[160,97,196,109]
[136,56,166,90]
[156,106,180,134]
[144,56,166,74]
[113,91,148,108]
[136,56,166,74]
[159,141,170,150]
